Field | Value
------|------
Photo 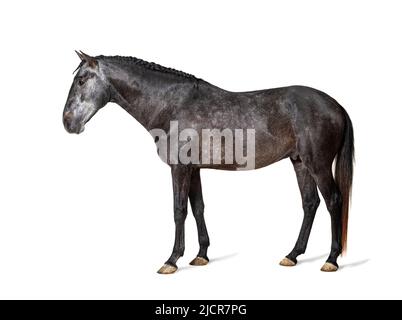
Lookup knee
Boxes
[174,206,187,223]
[192,200,205,216]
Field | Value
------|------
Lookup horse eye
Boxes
[78,78,85,86]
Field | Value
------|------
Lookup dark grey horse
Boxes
[63,51,354,273]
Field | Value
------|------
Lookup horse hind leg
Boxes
[280,158,320,267]
[315,170,342,272]
[306,165,342,272]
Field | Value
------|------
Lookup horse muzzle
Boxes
[63,111,84,134]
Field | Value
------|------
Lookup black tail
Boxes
[335,109,354,255]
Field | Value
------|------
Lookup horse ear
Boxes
[75,50,84,60]
[76,50,98,68]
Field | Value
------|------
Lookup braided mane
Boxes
[97,55,199,81]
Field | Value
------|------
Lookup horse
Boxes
[63,51,354,273]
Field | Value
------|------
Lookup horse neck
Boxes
[105,63,191,131]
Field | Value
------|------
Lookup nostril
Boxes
[63,111,74,130]
[63,111,72,124]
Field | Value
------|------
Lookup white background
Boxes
[0,0,401,299]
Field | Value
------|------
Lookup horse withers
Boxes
[63,51,354,273]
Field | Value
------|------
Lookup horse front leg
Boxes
[157,165,192,274]
[188,168,210,266]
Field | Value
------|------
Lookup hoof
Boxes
[190,257,209,266]
[279,257,296,267]
[320,262,338,272]
[157,264,178,274]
